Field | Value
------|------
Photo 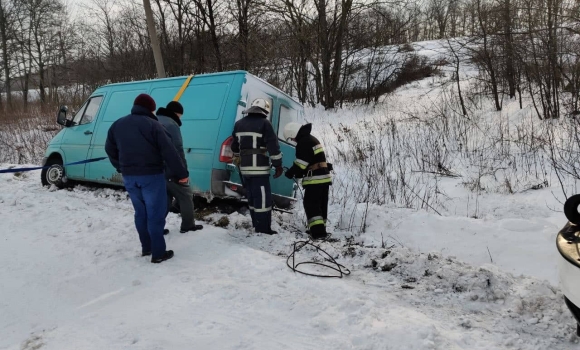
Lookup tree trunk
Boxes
[236,0,249,70]
[0,0,10,108]
[329,0,353,108]
[477,0,501,111]
[503,0,516,98]
[317,0,332,108]
[143,0,166,78]
[206,0,222,71]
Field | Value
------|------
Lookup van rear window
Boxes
[278,105,298,140]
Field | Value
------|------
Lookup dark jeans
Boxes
[166,180,195,231]
[243,176,272,233]
[303,184,330,237]
[123,173,167,259]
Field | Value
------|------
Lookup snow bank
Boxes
[0,168,576,350]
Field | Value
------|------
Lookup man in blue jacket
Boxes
[156,101,203,233]
[231,98,283,235]
[105,94,189,263]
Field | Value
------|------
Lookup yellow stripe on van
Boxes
[173,75,194,101]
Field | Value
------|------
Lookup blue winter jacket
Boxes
[105,105,189,179]
[156,108,187,181]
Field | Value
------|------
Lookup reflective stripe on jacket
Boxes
[231,113,282,176]
[285,123,332,186]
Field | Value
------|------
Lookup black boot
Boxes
[163,229,170,235]
[309,226,328,240]
[151,250,174,263]
[258,229,277,235]
[180,224,203,233]
[142,251,151,257]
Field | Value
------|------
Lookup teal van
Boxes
[41,71,301,208]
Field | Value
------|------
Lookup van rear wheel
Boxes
[41,159,66,188]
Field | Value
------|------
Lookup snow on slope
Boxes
[0,168,576,350]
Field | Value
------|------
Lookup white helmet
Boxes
[250,98,271,115]
[283,122,302,141]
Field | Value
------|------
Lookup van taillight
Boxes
[219,136,234,163]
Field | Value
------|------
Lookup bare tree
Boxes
[14,0,64,103]
[314,0,355,109]
[228,0,263,71]
[0,0,15,107]
[187,0,224,71]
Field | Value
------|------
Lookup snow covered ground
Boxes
[2,39,580,349]
[0,165,576,350]
[305,101,565,286]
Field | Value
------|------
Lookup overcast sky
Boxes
[68,0,132,16]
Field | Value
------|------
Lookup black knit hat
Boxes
[166,101,184,115]
[134,94,156,112]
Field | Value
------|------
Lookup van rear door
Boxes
[225,94,299,208]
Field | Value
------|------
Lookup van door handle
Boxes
[84,130,93,135]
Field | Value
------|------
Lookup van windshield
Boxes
[71,102,88,125]
[71,96,103,125]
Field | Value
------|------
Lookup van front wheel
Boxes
[41,159,66,188]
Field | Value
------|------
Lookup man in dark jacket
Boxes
[105,94,189,263]
[156,101,203,233]
[231,98,283,235]
[283,123,332,240]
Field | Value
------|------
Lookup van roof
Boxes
[100,70,248,89]
[98,70,301,105]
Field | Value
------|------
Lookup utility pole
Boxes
[143,0,166,78]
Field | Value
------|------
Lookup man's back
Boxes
[106,105,188,180]
[232,113,282,177]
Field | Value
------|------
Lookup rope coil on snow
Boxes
[286,240,351,278]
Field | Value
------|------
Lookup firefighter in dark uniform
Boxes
[283,122,332,240]
[231,98,283,235]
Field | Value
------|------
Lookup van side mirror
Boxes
[57,106,70,127]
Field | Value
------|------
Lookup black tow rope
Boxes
[286,239,351,278]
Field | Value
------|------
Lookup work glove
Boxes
[273,166,283,179]
[232,154,241,168]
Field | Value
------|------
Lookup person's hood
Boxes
[156,107,182,126]
[131,104,158,120]
[296,123,312,140]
